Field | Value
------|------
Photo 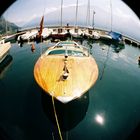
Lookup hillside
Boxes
[0,16,19,35]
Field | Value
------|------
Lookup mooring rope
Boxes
[52,96,63,140]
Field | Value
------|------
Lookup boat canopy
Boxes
[109,31,122,41]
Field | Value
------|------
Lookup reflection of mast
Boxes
[75,0,78,28]
[60,0,63,27]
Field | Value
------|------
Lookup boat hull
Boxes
[0,42,11,63]
[34,54,98,103]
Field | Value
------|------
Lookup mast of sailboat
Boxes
[86,0,90,27]
[75,0,78,28]
[92,10,95,29]
[110,0,113,31]
[60,0,63,27]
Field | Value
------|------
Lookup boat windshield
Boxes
[48,49,85,57]
[55,41,80,48]
[58,41,77,45]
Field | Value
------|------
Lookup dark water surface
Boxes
[0,40,140,140]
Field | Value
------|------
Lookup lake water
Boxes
[0,40,140,140]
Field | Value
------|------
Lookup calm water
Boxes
[0,40,140,140]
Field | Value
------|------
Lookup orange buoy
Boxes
[31,44,35,52]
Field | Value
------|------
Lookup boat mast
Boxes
[86,0,90,27]
[75,0,78,28]
[60,0,63,27]
[110,0,113,31]
[92,10,95,29]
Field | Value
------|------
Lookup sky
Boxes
[2,0,140,41]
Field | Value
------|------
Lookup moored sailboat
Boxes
[34,40,98,103]
[69,0,84,39]
[49,0,69,40]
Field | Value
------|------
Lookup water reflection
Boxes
[41,91,89,131]
[138,56,140,66]
[0,55,13,79]
[97,40,125,53]
[95,114,105,125]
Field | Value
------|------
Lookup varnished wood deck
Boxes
[34,54,98,103]
[0,42,11,63]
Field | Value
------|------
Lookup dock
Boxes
[122,35,140,47]
[13,26,140,47]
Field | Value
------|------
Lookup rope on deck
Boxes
[52,96,63,140]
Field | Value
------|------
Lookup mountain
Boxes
[0,16,19,35]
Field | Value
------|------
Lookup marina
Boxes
[0,39,140,139]
[16,26,140,47]
[0,0,140,139]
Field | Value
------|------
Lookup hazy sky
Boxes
[2,0,140,41]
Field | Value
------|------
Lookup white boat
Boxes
[0,41,11,63]
[93,31,100,39]
[41,28,53,39]
[69,0,84,38]
[17,29,38,42]
[69,28,83,38]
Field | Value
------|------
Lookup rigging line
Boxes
[100,46,110,80]
[42,0,46,16]
[86,0,90,27]
[52,96,63,140]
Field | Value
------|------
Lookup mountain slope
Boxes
[0,16,19,35]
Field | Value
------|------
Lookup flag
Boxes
[38,16,44,37]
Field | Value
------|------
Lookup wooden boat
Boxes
[34,41,98,103]
[0,41,11,63]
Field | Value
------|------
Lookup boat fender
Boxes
[138,56,140,65]
[31,44,35,52]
